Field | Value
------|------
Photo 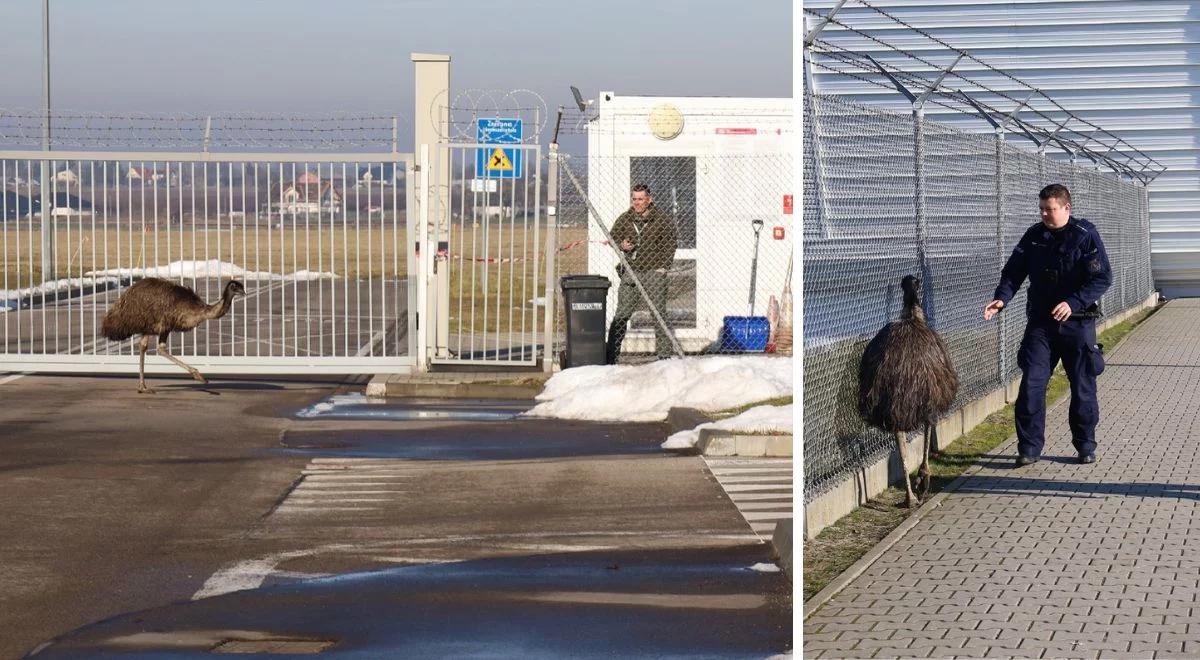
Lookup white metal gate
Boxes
[419,142,545,367]
[0,151,415,374]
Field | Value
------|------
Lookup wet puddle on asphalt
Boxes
[295,393,531,422]
[284,394,663,460]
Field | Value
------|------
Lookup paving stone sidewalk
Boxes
[805,299,1200,659]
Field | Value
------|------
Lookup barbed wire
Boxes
[434,88,549,142]
[803,3,1166,182]
[0,108,405,151]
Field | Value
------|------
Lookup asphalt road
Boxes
[0,375,792,658]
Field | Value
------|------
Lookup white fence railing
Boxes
[1,151,415,374]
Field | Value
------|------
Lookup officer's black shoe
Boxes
[1079,454,1097,465]
[1015,455,1039,467]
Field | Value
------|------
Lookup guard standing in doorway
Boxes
[606,183,678,364]
[983,184,1112,467]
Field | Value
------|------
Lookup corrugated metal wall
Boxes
[806,0,1200,297]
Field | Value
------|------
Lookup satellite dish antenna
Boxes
[570,85,590,112]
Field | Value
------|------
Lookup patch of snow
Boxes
[524,356,792,423]
[1,276,122,302]
[748,562,781,573]
[86,259,338,282]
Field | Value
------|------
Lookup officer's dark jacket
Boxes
[993,216,1112,320]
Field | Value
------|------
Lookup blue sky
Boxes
[0,0,792,120]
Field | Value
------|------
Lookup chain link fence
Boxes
[803,92,1153,502]
[553,151,794,364]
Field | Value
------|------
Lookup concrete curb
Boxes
[801,306,1156,620]
[366,373,550,400]
[697,429,792,457]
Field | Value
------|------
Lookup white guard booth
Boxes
[585,92,794,353]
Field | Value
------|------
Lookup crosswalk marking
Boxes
[272,457,416,518]
[704,457,793,539]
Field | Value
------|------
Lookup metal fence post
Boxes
[416,144,430,372]
[39,160,53,283]
[914,105,930,318]
[40,0,54,284]
[996,130,1007,386]
[867,53,961,325]
[544,145,559,372]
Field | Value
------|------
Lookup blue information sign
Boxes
[475,118,523,179]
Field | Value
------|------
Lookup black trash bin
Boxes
[560,274,612,368]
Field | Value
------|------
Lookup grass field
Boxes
[1,225,589,292]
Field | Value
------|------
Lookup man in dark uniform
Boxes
[984,184,1112,467]
[606,183,678,364]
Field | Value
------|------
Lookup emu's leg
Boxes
[157,332,207,383]
[918,425,934,501]
[895,431,916,508]
[137,335,155,394]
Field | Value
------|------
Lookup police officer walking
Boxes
[983,184,1112,467]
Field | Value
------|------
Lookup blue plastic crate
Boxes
[720,316,770,352]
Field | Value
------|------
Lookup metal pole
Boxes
[203,116,212,154]
[995,129,1007,385]
[749,219,763,316]
[544,144,559,372]
[40,0,54,284]
[914,105,931,321]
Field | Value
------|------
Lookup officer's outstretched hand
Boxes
[1051,302,1073,322]
[983,299,1005,321]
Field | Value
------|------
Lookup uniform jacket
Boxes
[994,216,1113,321]
[610,203,678,272]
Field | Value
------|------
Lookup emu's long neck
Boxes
[902,288,925,322]
[204,287,237,321]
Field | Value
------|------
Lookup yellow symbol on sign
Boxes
[488,148,514,171]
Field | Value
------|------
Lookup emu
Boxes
[101,278,246,393]
[858,275,959,508]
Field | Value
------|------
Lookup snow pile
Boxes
[523,356,792,422]
[661,404,793,450]
[1,276,123,302]
[748,562,782,573]
[86,259,338,281]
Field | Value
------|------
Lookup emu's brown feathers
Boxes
[102,278,239,341]
[858,318,958,433]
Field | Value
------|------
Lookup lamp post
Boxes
[40,0,55,283]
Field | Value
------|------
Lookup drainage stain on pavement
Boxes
[31,547,791,659]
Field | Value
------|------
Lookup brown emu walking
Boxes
[101,278,246,393]
[858,275,959,508]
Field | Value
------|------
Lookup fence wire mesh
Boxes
[554,151,794,364]
[803,93,1152,502]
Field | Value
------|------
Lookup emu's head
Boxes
[901,275,920,298]
[225,280,247,298]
